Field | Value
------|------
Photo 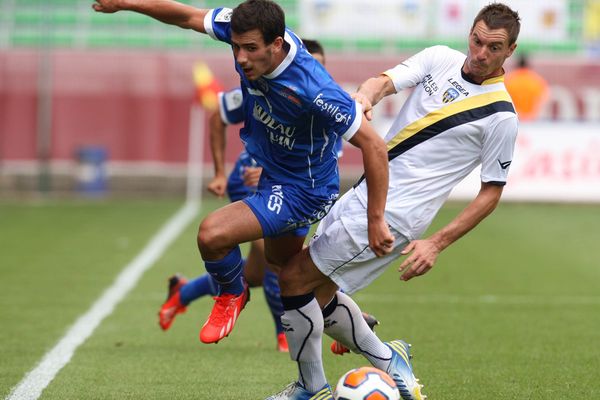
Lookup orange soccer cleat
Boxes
[158,274,188,331]
[199,283,250,344]
[276,332,289,352]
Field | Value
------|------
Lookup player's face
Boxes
[231,29,284,81]
[464,20,516,83]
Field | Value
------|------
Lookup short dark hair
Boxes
[472,3,521,45]
[231,0,285,45]
[301,39,324,57]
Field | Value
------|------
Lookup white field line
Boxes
[6,201,199,400]
[356,293,600,306]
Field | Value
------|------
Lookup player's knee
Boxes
[197,219,227,255]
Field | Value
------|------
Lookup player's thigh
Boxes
[198,200,263,249]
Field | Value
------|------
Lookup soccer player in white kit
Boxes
[271,3,521,400]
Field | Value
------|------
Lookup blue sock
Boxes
[179,274,220,305]
[263,269,284,334]
[204,246,245,295]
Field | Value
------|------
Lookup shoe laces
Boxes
[209,293,238,326]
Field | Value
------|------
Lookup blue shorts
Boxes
[243,175,339,238]
[227,152,257,202]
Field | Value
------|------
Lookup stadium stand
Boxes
[0,0,589,54]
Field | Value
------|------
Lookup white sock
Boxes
[281,295,327,393]
[323,291,392,370]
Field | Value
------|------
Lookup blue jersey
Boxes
[218,87,344,203]
[205,8,361,192]
[218,87,344,156]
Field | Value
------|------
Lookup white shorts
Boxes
[309,189,409,295]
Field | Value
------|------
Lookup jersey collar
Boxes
[461,65,505,85]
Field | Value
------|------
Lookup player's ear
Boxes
[272,36,284,53]
[507,42,517,58]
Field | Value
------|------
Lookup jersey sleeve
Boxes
[310,86,363,142]
[383,46,448,92]
[480,115,519,185]
[218,88,244,125]
[203,7,233,44]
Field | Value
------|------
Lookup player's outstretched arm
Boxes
[353,75,396,121]
[92,0,209,33]
[399,182,504,281]
[349,116,394,257]
[207,106,228,198]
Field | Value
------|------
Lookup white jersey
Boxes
[354,45,518,240]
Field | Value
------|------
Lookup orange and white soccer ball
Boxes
[333,366,399,400]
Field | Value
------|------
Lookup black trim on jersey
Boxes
[388,101,515,161]
[486,181,506,186]
[353,100,515,188]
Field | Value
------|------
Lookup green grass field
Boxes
[1,198,599,399]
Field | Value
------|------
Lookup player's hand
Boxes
[398,239,440,281]
[92,0,123,13]
[368,219,394,257]
[351,92,374,121]
[242,166,262,187]
[207,175,227,198]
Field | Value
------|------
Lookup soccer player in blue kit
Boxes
[93,0,393,356]
[158,39,340,353]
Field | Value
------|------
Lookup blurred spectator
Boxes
[505,54,549,121]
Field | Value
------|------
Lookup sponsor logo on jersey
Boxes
[447,77,470,96]
[253,103,297,150]
[214,8,232,22]
[313,93,352,124]
[442,88,460,103]
[421,74,439,96]
[277,88,302,107]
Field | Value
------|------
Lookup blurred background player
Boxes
[159,40,340,353]
[504,53,549,121]
[270,3,521,399]
[93,0,391,352]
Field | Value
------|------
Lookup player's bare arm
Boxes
[399,182,504,281]
[92,0,208,33]
[353,75,396,121]
[349,116,393,257]
[207,108,228,198]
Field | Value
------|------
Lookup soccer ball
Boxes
[333,366,399,400]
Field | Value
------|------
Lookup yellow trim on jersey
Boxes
[387,90,512,151]
[482,75,505,85]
